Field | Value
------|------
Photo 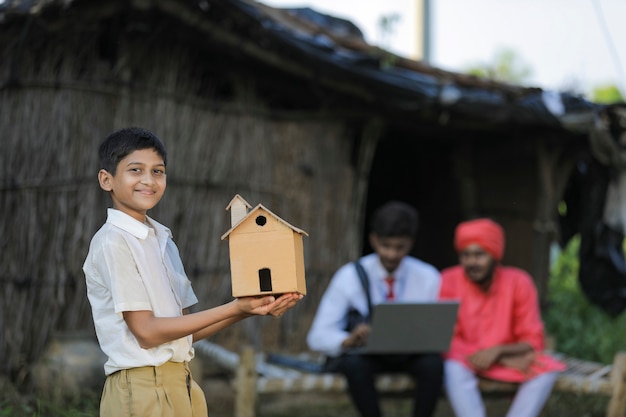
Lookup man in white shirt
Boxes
[307,201,443,417]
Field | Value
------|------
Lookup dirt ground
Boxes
[201,377,608,417]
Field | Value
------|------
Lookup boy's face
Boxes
[369,233,414,273]
[98,148,166,222]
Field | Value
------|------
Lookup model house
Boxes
[221,195,308,297]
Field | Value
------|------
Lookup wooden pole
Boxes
[532,138,584,306]
[235,346,258,417]
[352,118,384,257]
[607,352,626,417]
[532,141,556,305]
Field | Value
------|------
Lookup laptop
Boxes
[359,301,459,354]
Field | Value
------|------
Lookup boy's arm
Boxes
[124,301,246,349]
[191,293,302,341]
[124,293,302,348]
[191,315,247,342]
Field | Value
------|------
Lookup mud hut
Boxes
[0,0,599,382]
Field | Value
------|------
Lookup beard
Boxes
[464,259,497,287]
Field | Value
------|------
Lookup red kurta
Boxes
[440,265,566,382]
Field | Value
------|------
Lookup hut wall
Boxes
[0,17,362,378]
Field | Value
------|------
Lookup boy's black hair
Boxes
[370,201,419,238]
[98,127,167,175]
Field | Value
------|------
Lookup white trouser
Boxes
[444,359,559,417]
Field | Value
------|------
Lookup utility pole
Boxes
[415,0,431,62]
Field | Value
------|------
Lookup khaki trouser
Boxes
[100,361,208,417]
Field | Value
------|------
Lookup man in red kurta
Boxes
[440,218,565,417]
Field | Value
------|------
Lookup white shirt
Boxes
[306,252,441,357]
[83,209,198,375]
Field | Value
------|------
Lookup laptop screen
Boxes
[362,301,459,354]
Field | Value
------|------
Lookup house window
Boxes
[259,268,272,292]
[256,215,267,226]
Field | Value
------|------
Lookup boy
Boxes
[83,127,302,417]
[306,201,443,417]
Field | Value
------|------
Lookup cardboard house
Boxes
[221,195,308,297]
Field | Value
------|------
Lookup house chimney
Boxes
[227,194,252,226]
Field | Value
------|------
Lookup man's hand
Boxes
[468,346,502,370]
[341,323,371,348]
[468,343,535,372]
[500,351,536,372]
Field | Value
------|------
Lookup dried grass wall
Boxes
[0,16,364,379]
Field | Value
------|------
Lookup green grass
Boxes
[6,402,98,417]
[0,378,99,417]
[0,399,99,417]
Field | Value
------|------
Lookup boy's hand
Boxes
[266,292,304,317]
[237,292,304,317]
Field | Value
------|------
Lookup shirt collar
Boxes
[106,208,172,240]
[373,256,406,280]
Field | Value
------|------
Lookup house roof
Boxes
[221,203,309,240]
[0,0,602,133]
[231,0,601,133]
[225,194,253,212]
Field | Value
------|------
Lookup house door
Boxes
[258,268,273,292]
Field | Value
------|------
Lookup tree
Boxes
[377,13,401,50]
[591,84,624,104]
[465,48,533,85]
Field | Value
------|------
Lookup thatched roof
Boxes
[0,0,600,134]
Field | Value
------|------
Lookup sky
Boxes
[261,0,626,97]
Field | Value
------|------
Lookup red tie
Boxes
[384,276,395,301]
